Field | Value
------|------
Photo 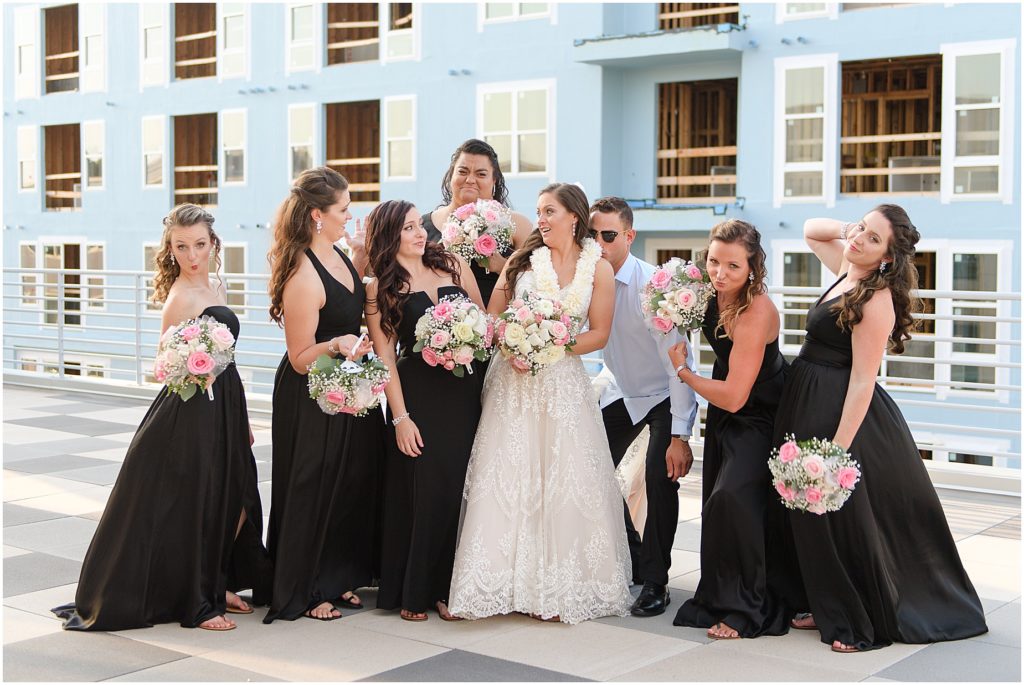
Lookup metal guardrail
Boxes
[3,266,1020,487]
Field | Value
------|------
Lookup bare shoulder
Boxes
[283,256,324,302]
[733,293,779,340]
[161,284,195,325]
[863,286,895,313]
[511,211,534,231]
[593,257,614,280]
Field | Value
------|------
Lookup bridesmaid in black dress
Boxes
[668,220,794,639]
[52,205,268,631]
[263,167,378,623]
[417,139,533,306]
[364,199,485,622]
[777,205,987,652]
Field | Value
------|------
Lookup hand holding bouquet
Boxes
[154,315,236,401]
[307,353,390,416]
[440,199,514,270]
[495,294,577,375]
[769,435,861,514]
[642,258,713,334]
[413,295,493,377]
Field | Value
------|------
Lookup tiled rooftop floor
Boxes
[3,384,1019,682]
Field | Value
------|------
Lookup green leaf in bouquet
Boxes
[179,383,197,402]
[413,341,425,353]
[474,349,489,361]
[452,366,465,378]
[312,354,336,372]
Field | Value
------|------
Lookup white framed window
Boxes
[288,103,317,181]
[82,120,104,190]
[18,126,38,192]
[220,244,249,318]
[776,2,838,21]
[84,242,106,311]
[285,3,318,73]
[21,238,104,324]
[773,54,838,207]
[220,109,247,185]
[140,2,169,88]
[142,115,166,188]
[478,80,554,177]
[382,3,418,61]
[916,432,1012,470]
[218,2,248,80]
[480,2,553,26]
[940,39,1016,204]
[15,350,110,379]
[19,242,40,308]
[79,3,106,92]
[384,96,415,180]
[14,6,40,100]
[143,243,162,311]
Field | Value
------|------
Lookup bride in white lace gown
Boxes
[448,183,633,624]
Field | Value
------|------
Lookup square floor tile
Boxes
[974,601,1021,648]
[361,648,591,682]
[876,638,1021,681]
[48,462,125,486]
[594,589,712,645]
[2,425,85,445]
[5,454,112,475]
[4,582,79,618]
[3,607,64,645]
[4,545,33,558]
[14,485,112,516]
[672,520,701,552]
[8,415,138,437]
[3,502,67,527]
[3,551,82,597]
[107,655,285,682]
[345,608,538,650]
[4,472,99,502]
[4,517,98,555]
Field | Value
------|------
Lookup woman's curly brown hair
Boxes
[702,219,767,339]
[151,204,221,304]
[365,200,461,340]
[267,166,349,324]
[831,203,921,354]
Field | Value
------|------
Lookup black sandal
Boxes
[337,591,363,610]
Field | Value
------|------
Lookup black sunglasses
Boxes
[587,229,624,243]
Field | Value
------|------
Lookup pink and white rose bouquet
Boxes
[641,258,713,334]
[769,435,861,515]
[413,294,493,377]
[154,315,236,401]
[307,353,390,416]
[440,199,514,270]
[495,294,578,376]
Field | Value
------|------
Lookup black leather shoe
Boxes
[630,583,670,617]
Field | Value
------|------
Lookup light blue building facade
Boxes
[4,2,1020,470]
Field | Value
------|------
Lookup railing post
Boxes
[56,270,65,379]
[135,273,144,386]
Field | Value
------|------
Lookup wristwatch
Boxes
[672,434,690,442]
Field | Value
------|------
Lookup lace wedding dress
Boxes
[448,239,633,624]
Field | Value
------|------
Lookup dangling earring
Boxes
[748,272,754,282]
[169,254,175,265]
[315,220,323,235]
[879,261,888,273]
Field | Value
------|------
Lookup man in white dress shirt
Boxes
[589,197,698,617]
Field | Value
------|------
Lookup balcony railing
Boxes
[3,266,1019,489]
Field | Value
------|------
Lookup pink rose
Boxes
[186,351,215,375]
[484,210,498,222]
[454,203,475,220]
[443,360,456,371]
[325,390,347,406]
[652,316,674,334]
[550,321,569,341]
[837,466,860,490]
[443,350,453,360]
[779,441,800,463]
[485,322,495,346]
[454,346,474,365]
[560,314,572,326]
[153,361,167,383]
[804,486,823,504]
[474,233,498,257]
[371,382,387,394]
[511,356,531,371]
[432,301,454,322]
[685,264,703,280]
[802,455,825,479]
[775,481,795,502]
[516,306,533,323]
[180,324,201,341]
[510,298,526,309]
[430,330,451,349]
[340,404,358,415]
[161,326,176,343]
[421,347,439,366]
[808,502,827,515]
[441,225,458,243]
[210,326,235,349]
[676,289,696,308]
[650,269,673,290]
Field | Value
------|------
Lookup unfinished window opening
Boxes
[175,3,216,80]
[840,55,941,196]
[45,4,79,93]
[326,3,379,65]
[657,78,737,203]
[174,113,218,207]
[885,251,935,388]
[42,243,81,326]
[325,100,380,202]
[658,3,739,30]
[44,123,81,211]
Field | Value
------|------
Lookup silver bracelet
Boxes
[327,338,338,356]
[675,363,688,381]
[392,411,410,427]
[840,222,853,241]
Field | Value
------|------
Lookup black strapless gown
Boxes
[773,275,988,650]
[377,285,485,613]
[674,297,794,637]
[423,209,513,308]
[264,247,385,623]
[52,305,268,630]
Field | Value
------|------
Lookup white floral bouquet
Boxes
[412,294,493,377]
[769,435,862,515]
[154,315,236,401]
[495,294,577,375]
[641,258,713,334]
[307,353,390,416]
[440,199,514,270]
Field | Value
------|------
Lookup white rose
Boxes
[527,333,543,348]
[503,322,526,346]
[518,341,533,357]
[546,346,565,365]
[536,298,554,317]
[537,326,551,342]
[473,316,488,336]
[452,321,475,343]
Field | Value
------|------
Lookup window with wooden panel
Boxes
[325,100,380,202]
[44,4,79,94]
[15,6,40,99]
[173,113,218,207]
[83,121,104,189]
[18,126,37,191]
[884,251,935,389]
[658,3,739,29]
[386,4,415,59]
[657,78,737,203]
[840,55,941,197]
[44,124,81,211]
[326,3,379,65]
[174,3,216,80]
